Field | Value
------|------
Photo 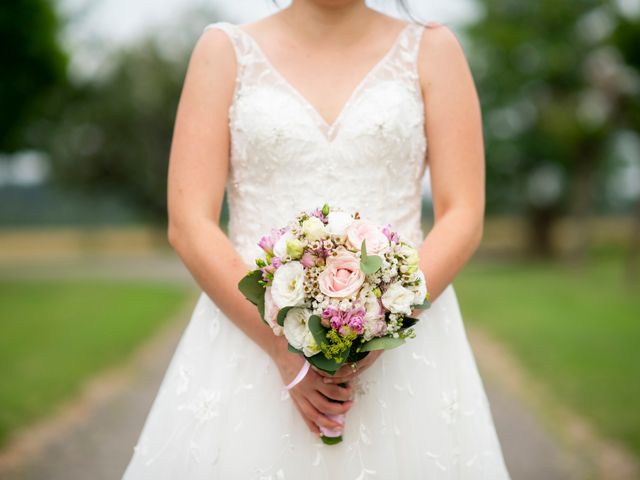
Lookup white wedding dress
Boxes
[122,20,511,479]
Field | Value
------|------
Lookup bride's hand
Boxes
[314,349,384,385]
[273,346,354,436]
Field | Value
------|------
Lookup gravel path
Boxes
[0,255,583,480]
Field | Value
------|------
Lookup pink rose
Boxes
[318,250,365,298]
[346,219,389,254]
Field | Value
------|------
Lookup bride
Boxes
[123,0,511,478]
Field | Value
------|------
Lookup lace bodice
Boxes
[204,21,428,265]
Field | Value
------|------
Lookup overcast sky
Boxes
[58,0,477,67]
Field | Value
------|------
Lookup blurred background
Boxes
[0,0,638,479]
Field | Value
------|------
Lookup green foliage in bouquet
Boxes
[238,270,266,321]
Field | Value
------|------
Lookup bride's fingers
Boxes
[322,370,356,384]
[308,390,353,417]
[298,395,346,430]
[317,381,352,402]
[296,403,320,436]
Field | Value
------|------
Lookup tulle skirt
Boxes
[122,284,511,479]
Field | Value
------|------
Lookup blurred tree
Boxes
[0,0,68,152]
[611,15,640,281]
[29,7,226,225]
[35,38,187,222]
[466,1,640,257]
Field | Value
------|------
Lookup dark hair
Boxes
[270,1,425,25]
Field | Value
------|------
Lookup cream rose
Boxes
[271,261,306,308]
[301,216,327,242]
[346,219,390,254]
[381,282,415,315]
[318,250,365,298]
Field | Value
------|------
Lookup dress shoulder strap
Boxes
[202,21,270,87]
[400,23,429,77]
[202,22,247,62]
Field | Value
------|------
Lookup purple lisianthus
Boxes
[260,264,275,282]
[310,208,328,224]
[381,224,399,243]
[258,227,287,255]
[322,306,344,330]
[345,306,366,334]
[300,252,316,268]
[270,256,282,268]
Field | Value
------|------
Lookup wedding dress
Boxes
[122,20,511,479]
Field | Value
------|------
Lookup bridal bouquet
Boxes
[238,204,430,443]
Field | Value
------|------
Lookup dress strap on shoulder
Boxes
[202,21,269,84]
[404,22,428,65]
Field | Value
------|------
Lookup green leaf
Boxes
[413,296,431,309]
[307,352,343,374]
[401,316,420,329]
[287,344,303,354]
[238,270,266,320]
[346,348,369,364]
[359,239,382,274]
[359,335,405,352]
[277,306,294,326]
[321,435,343,445]
[308,314,327,346]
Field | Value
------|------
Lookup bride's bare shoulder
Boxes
[178,25,237,110]
[416,22,476,93]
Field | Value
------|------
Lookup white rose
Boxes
[413,270,428,305]
[325,211,354,236]
[381,282,415,315]
[283,307,312,350]
[301,216,327,242]
[273,230,294,258]
[271,261,306,308]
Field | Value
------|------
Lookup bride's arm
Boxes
[166,29,280,360]
[317,24,485,385]
[416,24,485,303]
[166,29,350,434]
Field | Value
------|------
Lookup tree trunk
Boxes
[526,206,558,258]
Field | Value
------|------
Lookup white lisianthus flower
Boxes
[271,261,306,308]
[325,211,354,236]
[413,270,428,305]
[283,307,312,351]
[273,230,294,258]
[301,216,327,242]
[381,282,415,315]
[302,330,321,357]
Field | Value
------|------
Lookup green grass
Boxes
[0,279,192,447]
[454,256,640,456]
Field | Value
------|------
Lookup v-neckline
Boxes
[232,22,413,139]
